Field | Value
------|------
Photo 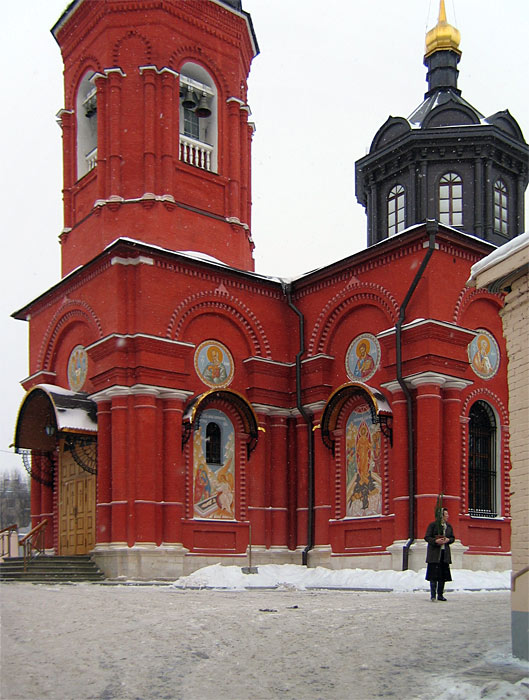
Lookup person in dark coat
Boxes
[424,507,455,601]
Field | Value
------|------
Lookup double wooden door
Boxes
[59,439,96,555]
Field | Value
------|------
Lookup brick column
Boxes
[246,409,267,548]
[140,67,157,195]
[269,411,289,548]
[313,407,331,547]
[226,98,242,220]
[160,391,190,546]
[383,382,409,542]
[295,413,309,549]
[410,374,445,538]
[110,390,130,545]
[94,399,112,544]
[239,105,250,225]
[133,389,159,544]
[56,109,75,229]
[41,456,55,551]
[107,68,125,199]
[94,73,107,202]
[160,68,178,196]
[442,379,472,529]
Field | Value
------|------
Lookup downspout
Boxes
[282,281,314,566]
[397,219,438,570]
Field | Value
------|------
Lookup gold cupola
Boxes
[425,0,461,58]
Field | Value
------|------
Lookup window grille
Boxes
[468,401,497,517]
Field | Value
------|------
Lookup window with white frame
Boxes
[493,180,508,235]
[76,71,97,180]
[179,63,217,173]
[387,185,406,236]
[439,172,463,227]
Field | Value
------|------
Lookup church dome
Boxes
[425,0,461,58]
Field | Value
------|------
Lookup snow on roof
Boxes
[467,231,529,285]
[38,384,97,433]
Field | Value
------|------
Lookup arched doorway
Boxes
[14,385,98,555]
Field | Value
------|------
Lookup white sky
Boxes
[1,0,528,475]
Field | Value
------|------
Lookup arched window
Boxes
[439,172,463,227]
[493,180,508,235]
[76,71,97,180]
[468,401,497,517]
[205,422,221,465]
[179,62,218,173]
[387,185,406,236]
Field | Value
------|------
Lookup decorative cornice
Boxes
[377,318,476,339]
[92,67,126,81]
[251,404,293,418]
[243,357,294,368]
[381,373,473,392]
[406,371,472,388]
[90,384,193,403]
[139,65,179,77]
[110,255,154,267]
[86,333,195,353]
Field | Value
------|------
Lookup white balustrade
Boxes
[85,147,98,172]
[179,134,213,172]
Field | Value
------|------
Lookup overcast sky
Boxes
[1,0,528,475]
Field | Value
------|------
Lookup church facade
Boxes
[13,0,528,580]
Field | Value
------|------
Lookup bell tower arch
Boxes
[52,0,259,275]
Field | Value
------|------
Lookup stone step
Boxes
[0,556,105,583]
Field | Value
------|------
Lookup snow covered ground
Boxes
[173,564,511,592]
[1,565,528,700]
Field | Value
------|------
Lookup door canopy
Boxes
[14,384,98,483]
[320,381,393,452]
[182,389,262,458]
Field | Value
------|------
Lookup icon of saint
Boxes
[353,340,375,379]
[472,334,493,377]
[202,345,228,385]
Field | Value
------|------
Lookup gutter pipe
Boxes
[282,281,314,566]
[397,220,438,570]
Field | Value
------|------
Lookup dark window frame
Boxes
[468,401,498,517]
[205,421,221,465]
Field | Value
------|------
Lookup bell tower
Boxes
[52,0,258,275]
[355,0,529,246]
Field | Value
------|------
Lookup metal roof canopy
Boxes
[182,389,261,459]
[14,384,97,453]
[320,381,393,453]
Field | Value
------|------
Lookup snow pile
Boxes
[433,678,529,700]
[173,563,511,591]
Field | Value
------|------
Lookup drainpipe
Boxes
[282,281,314,566]
[397,220,438,570]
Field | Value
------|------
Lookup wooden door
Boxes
[59,439,96,555]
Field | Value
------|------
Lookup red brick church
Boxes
[13,0,528,579]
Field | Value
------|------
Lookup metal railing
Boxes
[19,519,48,571]
[0,524,19,559]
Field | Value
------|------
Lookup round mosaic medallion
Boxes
[194,340,234,388]
[346,333,381,382]
[67,345,88,392]
[468,329,500,380]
